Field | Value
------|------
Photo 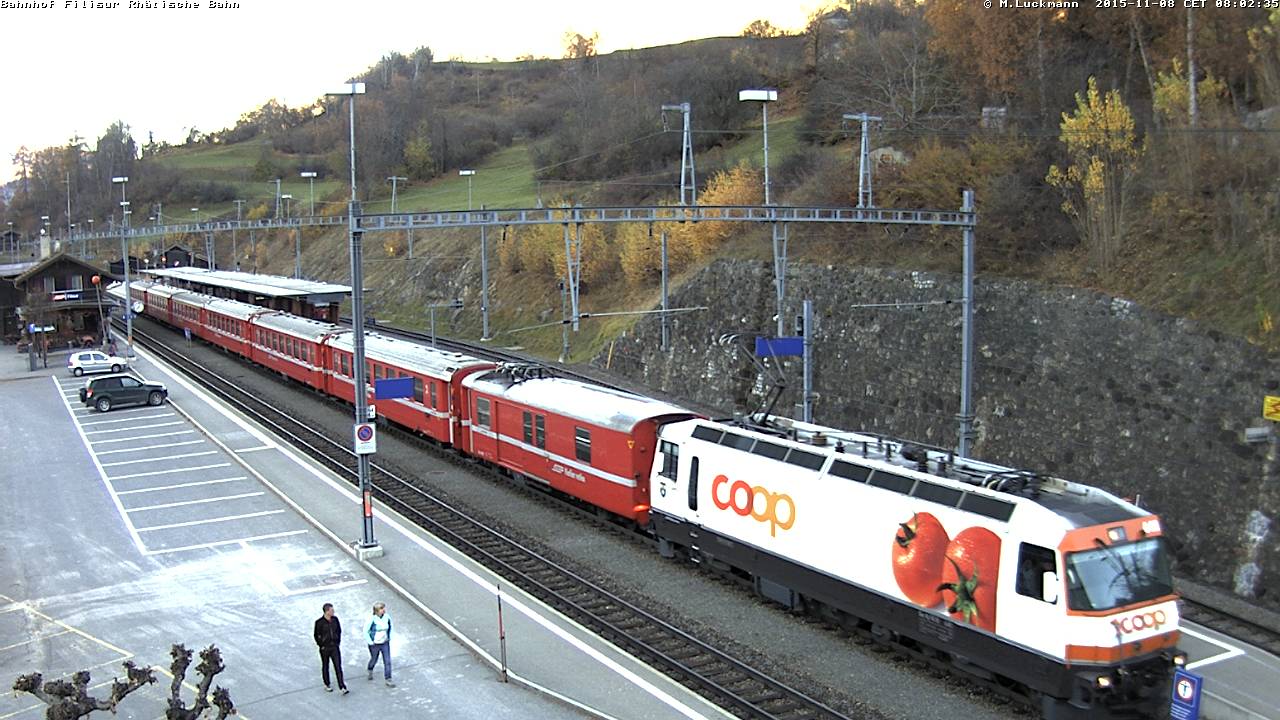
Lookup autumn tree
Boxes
[504,204,612,287]
[563,31,599,60]
[685,163,762,260]
[1046,77,1143,273]
[743,19,781,38]
[616,215,695,286]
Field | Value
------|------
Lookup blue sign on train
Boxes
[1170,668,1202,720]
[754,336,804,358]
[374,376,414,400]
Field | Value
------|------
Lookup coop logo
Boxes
[711,474,796,537]
[1111,609,1168,635]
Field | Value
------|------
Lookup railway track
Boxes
[122,320,862,720]
[1178,589,1280,659]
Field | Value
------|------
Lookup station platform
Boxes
[0,341,732,720]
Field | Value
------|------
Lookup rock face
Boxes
[599,259,1280,605]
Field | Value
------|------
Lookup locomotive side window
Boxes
[659,440,679,480]
[476,398,491,429]
[535,415,545,449]
[522,411,533,444]
[688,457,699,510]
[574,427,592,463]
[1016,544,1058,603]
[413,378,424,403]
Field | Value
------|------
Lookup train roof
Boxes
[253,312,340,341]
[143,283,191,300]
[329,331,493,378]
[205,296,271,321]
[464,366,695,432]
[688,414,1146,531]
[144,267,351,298]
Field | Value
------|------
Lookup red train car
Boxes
[249,313,338,390]
[461,366,696,523]
[140,283,187,327]
[171,291,213,339]
[327,331,495,447]
[204,297,273,358]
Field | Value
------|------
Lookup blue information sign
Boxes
[1170,668,1202,720]
[374,376,414,400]
[754,336,804,358]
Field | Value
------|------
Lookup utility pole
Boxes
[661,102,696,205]
[480,206,490,340]
[273,178,282,218]
[802,299,814,423]
[232,199,244,271]
[843,112,881,209]
[660,228,670,351]
[387,176,407,213]
[958,189,977,458]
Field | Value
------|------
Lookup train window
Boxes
[574,427,592,463]
[688,457,699,511]
[719,432,755,451]
[429,382,438,409]
[691,425,723,444]
[829,461,873,483]
[302,345,309,363]
[783,448,826,471]
[868,471,915,495]
[535,415,545,449]
[476,398,491,429]
[911,481,963,508]
[522,411,533,444]
[413,378,424,403]
[1016,544,1057,603]
[750,441,788,461]
[958,493,1015,522]
[660,441,679,480]
[374,365,383,381]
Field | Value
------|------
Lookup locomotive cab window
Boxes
[523,411,533,444]
[574,427,592,463]
[659,440,679,480]
[476,398,491,429]
[1016,543,1058,603]
[535,415,545,449]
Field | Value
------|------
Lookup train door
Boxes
[999,542,1065,655]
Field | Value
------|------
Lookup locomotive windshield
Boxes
[1064,537,1173,612]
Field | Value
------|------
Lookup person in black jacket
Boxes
[313,603,348,694]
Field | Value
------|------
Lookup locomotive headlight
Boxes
[1173,652,1188,667]
[1095,675,1113,689]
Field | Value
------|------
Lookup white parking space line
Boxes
[115,477,249,495]
[1182,626,1247,670]
[100,451,219,468]
[80,413,174,426]
[73,405,158,415]
[91,431,196,445]
[144,530,308,556]
[135,509,285,533]
[95,440,206,456]
[125,492,265,513]
[51,378,148,555]
[84,421,185,435]
[107,463,231,480]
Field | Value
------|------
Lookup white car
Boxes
[67,350,128,376]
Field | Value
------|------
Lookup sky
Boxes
[2,0,819,185]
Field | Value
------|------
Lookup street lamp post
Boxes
[458,169,475,210]
[111,176,133,358]
[273,178,282,218]
[300,171,317,217]
[738,89,778,205]
[428,299,463,348]
[327,80,380,556]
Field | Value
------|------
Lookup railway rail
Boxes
[119,319,862,720]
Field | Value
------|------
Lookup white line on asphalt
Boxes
[281,578,369,597]
[91,431,196,445]
[142,530,308,556]
[80,413,174,426]
[235,446,275,453]
[95,440,206,456]
[108,463,231,480]
[51,377,148,556]
[1182,626,1247,670]
[84,421,185,435]
[125,492,265,513]
[135,509,285,532]
[100,450,219,467]
[74,405,159,415]
[115,477,249,495]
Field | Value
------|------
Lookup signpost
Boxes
[374,377,413,400]
[1170,668,1203,720]
[354,423,377,455]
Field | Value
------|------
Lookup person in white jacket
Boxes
[364,601,394,687]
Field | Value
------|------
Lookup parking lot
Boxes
[56,375,309,557]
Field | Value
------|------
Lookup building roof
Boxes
[143,267,350,299]
[13,252,109,284]
[0,261,38,278]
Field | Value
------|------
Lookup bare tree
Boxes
[164,644,236,720]
[12,662,155,719]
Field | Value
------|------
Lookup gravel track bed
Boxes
[147,319,1027,720]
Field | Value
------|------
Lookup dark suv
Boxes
[79,374,168,412]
